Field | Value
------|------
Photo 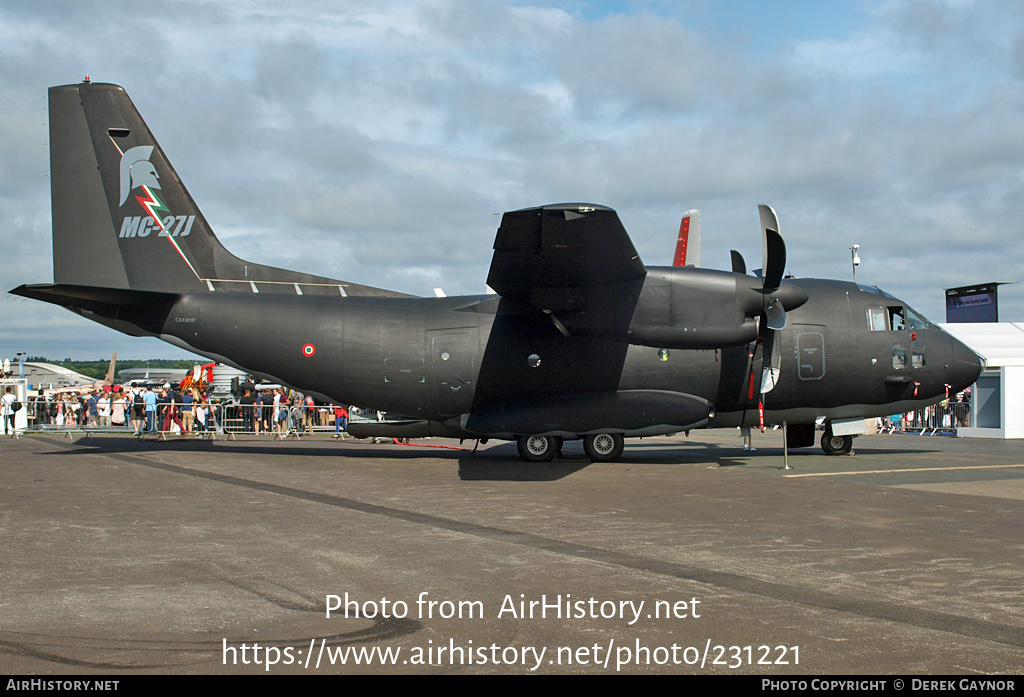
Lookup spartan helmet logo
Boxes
[118,146,161,206]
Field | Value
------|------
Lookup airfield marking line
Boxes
[784,463,1024,478]
[32,436,1024,650]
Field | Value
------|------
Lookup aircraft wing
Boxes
[486,204,646,316]
[483,203,643,339]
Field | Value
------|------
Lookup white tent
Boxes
[940,323,1024,439]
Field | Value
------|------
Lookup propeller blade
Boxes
[759,325,783,394]
[730,250,746,275]
[765,297,786,331]
[760,362,781,394]
[757,205,785,394]
[758,204,786,291]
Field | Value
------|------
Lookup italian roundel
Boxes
[302,343,316,357]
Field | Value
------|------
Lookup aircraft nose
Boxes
[950,337,983,392]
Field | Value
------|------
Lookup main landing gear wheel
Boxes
[517,435,562,462]
[583,433,624,462]
[820,433,853,455]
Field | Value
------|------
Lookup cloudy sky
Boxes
[1,0,1022,360]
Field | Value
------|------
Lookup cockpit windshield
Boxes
[866,304,932,332]
[904,306,931,330]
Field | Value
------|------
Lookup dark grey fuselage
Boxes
[126,268,975,436]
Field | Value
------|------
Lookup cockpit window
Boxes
[905,307,930,330]
[867,299,932,333]
[871,305,931,332]
[867,308,887,331]
[888,306,906,332]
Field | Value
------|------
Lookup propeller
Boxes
[757,205,786,394]
[727,206,806,397]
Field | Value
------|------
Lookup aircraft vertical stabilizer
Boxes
[672,210,700,267]
[47,80,407,297]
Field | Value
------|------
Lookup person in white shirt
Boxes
[97,394,111,427]
[2,386,17,436]
[273,389,285,435]
[194,401,208,434]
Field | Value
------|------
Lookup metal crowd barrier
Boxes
[878,402,971,435]
[146,402,348,440]
[23,400,350,440]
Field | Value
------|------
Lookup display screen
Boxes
[945,284,998,323]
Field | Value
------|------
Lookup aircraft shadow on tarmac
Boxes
[456,443,593,480]
[43,435,944,482]
[42,435,595,481]
[43,436,479,461]
[458,442,788,479]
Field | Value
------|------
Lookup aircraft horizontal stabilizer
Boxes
[11,283,178,337]
[10,283,178,310]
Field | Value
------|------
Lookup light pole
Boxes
[850,244,861,284]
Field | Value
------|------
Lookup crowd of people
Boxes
[23,382,352,437]
[237,387,349,437]
[881,387,972,432]
[26,389,128,428]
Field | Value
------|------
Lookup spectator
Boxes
[162,385,184,434]
[1,386,17,436]
[180,389,195,433]
[333,404,348,439]
[111,391,127,428]
[85,391,99,426]
[97,392,111,427]
[129,383,145,435]
[143,387,158,434]
[304,393,316,433]
[240,389,256,433]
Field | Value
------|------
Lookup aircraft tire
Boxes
[583,433,624,462]
[820,433,853,455]
[517,435,561,462]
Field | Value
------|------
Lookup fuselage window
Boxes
[867,308,886,331]
[912,341,926,368]
[892,344,908,370]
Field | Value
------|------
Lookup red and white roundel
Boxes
[302,343,316,357]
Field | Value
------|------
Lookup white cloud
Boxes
[1,0,1023,359]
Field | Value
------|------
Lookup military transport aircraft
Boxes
[11,81,983,462]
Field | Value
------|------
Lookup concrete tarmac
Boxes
[1,429,1022,675]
